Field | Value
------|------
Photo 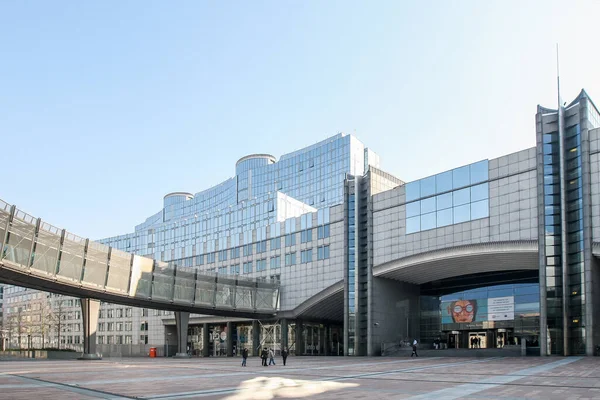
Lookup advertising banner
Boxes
[441,296,514,325]
[487,296,514,321]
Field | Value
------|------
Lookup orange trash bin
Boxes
[149,347,157,358]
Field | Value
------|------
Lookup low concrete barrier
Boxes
[0,350,81,360]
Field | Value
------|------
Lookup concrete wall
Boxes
[279,204,345,310]
[372,148,538,267]
[370,277,419,355]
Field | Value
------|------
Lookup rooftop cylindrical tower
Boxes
[235,154,276,176]
[163,192,193,208]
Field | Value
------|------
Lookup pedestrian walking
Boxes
[261,347,268,366]
[411,339,419,357]
[268,348,276,365]
[281,347,288,366]
[241,348,248,367]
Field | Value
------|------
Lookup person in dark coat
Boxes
[281,347,288,366]
[411,339,419,357]
[241,348,248,367]
[261,347,268,366]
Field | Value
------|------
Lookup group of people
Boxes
[240,347,289,367]
[470,336,482,348]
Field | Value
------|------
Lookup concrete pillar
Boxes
[324,325,331,356]
[226,322,234,357]
[202,323,210,357]
[295,320,304,356]
[79,298,101,360]
[252,320,260,356]
[174,311,190,358]
[280,319,288,352]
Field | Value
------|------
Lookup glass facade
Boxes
[564,122,585,355]
[405,160,489,233]
[420,283,540,349]
[346,189,356,355]
[541,110,564,355]
[100,133,378,281]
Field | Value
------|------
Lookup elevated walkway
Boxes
[0,198,280,358]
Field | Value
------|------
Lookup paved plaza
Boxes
[0,355,600,399]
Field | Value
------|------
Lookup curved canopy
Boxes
[374,241,538,285]
[279,281,344,322]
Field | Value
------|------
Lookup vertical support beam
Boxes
[125,254,134,295]
[191,269,198,305]
[148,260,157,300]
[252,282,258,311]
[54,229,66,277]
[226,321,234,357]
[171,264,177,302]
[212,275,219,307]
[103,247,112,288]
[79,298,101,360]
[174,311,190,358]
[280,319,288,352]
[0,205,15,259]
[232,279,238,310]
[79,239,89,283]
[27,218,41,268]
[252,320,260,356]
[202,323,210,357]
[295,320,304,356]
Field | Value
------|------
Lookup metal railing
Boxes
[0,198,280,313]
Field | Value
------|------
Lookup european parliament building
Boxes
[3,89,600,356]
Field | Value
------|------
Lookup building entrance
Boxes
[468,332,487,348]
[496,329,513,348]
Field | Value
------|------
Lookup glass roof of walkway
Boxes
[0,198,280,318]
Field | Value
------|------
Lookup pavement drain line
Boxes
[8,374,136,400]
[406,357,582,400]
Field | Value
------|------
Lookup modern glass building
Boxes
[2,89,600,357]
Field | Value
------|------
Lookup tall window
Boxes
[301,249,313,263]
[317,224,330,239]
[270,237,281,250]
[317,245,330,260]
[285,234,296,247]
[285,252,296,266]
[301,229,313,243]
[230,264,240,275]
[270,256,281,269]
[256,259,267,271]
[243,262,253,274]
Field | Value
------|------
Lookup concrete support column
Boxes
[174,311,190,358]
[252,320,260,356]
[295,320,304,356]
[202,323,210,357]
[79,298,101,360]
[324,325,331,356]
[280,319,288,352]
[226,322,234,357]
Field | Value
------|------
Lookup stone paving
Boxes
[1,355,600,399]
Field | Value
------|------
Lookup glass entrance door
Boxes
[304,325,323,355]
[468,332,487,348]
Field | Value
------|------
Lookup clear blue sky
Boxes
[1,1,599,240]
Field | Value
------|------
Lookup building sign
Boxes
[487,296,514,321]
